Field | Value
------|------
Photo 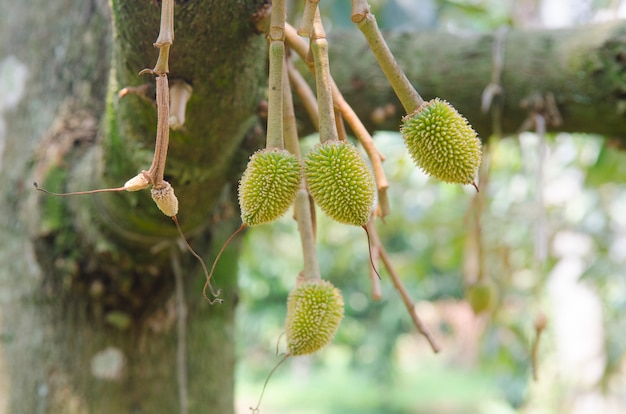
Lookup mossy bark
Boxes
[0,0,265,413]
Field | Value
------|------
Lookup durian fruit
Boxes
[303,140,375,226]
[285,279,344,356]
[238,148,302,227]
[466,281,496,315]
[401,98,481,185]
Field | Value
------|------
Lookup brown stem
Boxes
[287,60,319,131]
[368,221,441,353]
[147,75,171,186]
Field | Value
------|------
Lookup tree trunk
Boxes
[1,1,626,412]
[0,0,265,413]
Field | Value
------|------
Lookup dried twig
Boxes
[367,221,441,353]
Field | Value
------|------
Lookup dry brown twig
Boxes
[366,220,441,353]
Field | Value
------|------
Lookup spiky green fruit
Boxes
[401,98,481,185]
[238,149,302,227]
[285,279,344,356]
[304,140,375,226]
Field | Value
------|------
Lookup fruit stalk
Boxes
[282,57,303,159]
[295,189,321,281]
[266,0,286,150]
[310,10,339,143]
[287,60,320,131]
[351,0,424,113]
[298,0,320,37]
[147,75,171,186]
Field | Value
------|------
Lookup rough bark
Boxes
[0,0,265,413]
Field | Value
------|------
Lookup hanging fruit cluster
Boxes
[35,1,484,410]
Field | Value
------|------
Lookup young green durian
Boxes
[238,148,302,227]
[466,281,496,314]
[285,279,344,356]
[303,140,375,227]
[401,98,481,187]
[205,149,301,301]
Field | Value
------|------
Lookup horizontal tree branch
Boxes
[319,20,626,141]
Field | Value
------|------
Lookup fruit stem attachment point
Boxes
[204,223,247,301]
[143,0,175,75]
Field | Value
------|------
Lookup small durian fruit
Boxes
[401,98,481,186]
[285,279,344,356]
[238,149,302,227]
[466,281,496,315]
[304,140,375,226]
[151,181,178,217]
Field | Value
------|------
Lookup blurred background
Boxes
[235,1,626,413]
